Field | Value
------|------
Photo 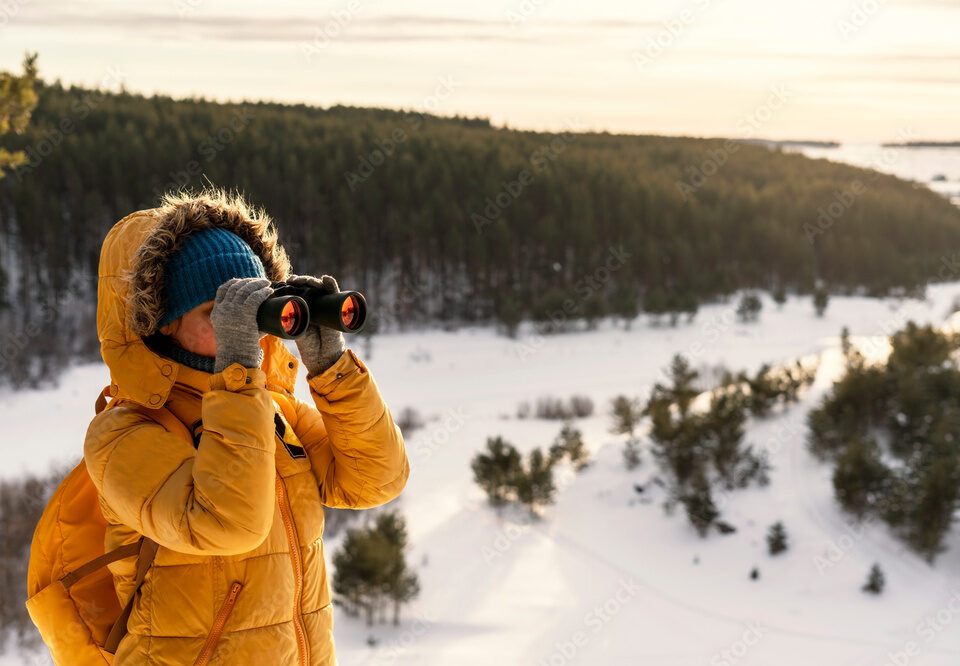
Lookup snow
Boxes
[4,285,960,665]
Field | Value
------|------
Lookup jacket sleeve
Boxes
[292,348,409,509]
[84,364,277,556]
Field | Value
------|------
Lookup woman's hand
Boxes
[210,277,272,373]
[287,273,346,378]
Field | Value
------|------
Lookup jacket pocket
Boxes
[193,581,243,666]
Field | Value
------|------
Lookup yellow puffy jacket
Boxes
[83,206,409,665]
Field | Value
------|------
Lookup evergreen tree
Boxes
[813,286,829,317]
[832,437,890,520]
[650,354,700,416]
[610,395,642,440]
[902,457,959,563]
[705,387,748,489]
[332,512,420,626]
[471,436,523,506]
[737,292,763,323]
[840,325,852,358]
[862,563,885,595]
[0,54,38,179]
[549,422,589,470]
[772,284,787,308]
[611,395,643,469]
[516,447,556,511]
[622,441,642,470]
[332,527,393,624]
[744,364,779,417]
[767,521,788,555]
[680,468,718,537]
[374,512,421,625]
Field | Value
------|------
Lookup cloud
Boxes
[14,10,657,44]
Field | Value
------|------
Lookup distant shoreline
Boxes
[739,139,841,149]
[881,141,960,148]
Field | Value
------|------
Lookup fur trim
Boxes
[125,189,291,337]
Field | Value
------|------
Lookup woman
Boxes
[84,189,409,665]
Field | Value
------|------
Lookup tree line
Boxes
[3,71,960,387]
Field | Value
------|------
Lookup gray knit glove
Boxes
[211,277,273,374]
[287,273,346,378]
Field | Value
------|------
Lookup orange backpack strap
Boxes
[103,537,159,654]
[59,540,142,589]
[95,385,112,415]
[85,386,190,654]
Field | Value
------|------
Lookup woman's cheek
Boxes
[203,318,218,356]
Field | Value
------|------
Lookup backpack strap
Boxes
[89,385,286,652]
[95,385,111,415]
[89,385,192,654]
[59,540,142,589]
[102,537,159,654]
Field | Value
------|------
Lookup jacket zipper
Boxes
[276,473,310,666]
[194,581,243,666]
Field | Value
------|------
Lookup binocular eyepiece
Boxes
[256,281,367,340]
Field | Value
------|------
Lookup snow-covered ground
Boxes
[4,284,960,665]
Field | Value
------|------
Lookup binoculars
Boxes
[256,281,367,339]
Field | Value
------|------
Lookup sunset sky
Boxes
[1,0,957,142]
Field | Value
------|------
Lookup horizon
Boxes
[1,0,958,144]
[18,75,960,147]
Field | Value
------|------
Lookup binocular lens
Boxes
[341,294,361,329]
[257,282,367,338]
[281,299,305,335]
[257,294,310,339]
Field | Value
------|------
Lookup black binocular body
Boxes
[256,281,367,339]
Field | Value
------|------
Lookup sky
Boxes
[1,0,958,143]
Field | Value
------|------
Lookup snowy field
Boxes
[4,284,960,665]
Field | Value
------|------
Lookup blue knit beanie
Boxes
[158,227,266,329]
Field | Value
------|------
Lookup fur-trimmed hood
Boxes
[97,192,299,408]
